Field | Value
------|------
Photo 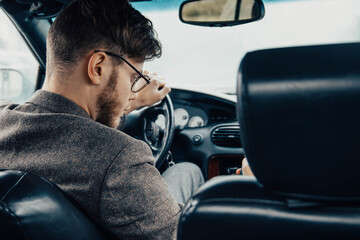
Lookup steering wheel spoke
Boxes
[122,95,175,168]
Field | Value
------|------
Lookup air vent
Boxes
[211,125,242,148]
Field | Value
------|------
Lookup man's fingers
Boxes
[241,157,254,176]
[145,71,161,80]
[140,70,170,97]
[242,158,249,167]
[160,84,171,95]
[243,167,251,176]
[156,79,166,87]
[148,78,170,95]
[148,77,165,87]
[155,85,171,100]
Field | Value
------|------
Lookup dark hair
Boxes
[46,0,161,75]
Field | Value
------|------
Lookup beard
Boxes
[95,69,123,128]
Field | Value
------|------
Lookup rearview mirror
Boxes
[0,68,24,99]
[179,0,265,27]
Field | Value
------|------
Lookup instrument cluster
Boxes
[173,102,207,129]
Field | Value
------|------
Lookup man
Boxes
[0,0,204,239]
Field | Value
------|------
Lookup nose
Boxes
[129,91,136,101]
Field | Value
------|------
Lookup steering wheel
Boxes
[121,95,175,168]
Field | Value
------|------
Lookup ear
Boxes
[87,52,107,85]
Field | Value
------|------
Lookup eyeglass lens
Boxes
[132,75,150,92]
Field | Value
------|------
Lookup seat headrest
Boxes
[237,43,360,201]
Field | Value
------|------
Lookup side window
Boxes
[0,9,39,103]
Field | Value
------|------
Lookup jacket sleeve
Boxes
[99,139,181,240]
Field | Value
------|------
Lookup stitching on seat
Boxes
[1,172,26,202]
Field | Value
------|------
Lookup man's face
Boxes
[95,58,141,128]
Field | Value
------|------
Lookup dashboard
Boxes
[122,87,244,179]
[170,89,237,128]
[169,88,244,179]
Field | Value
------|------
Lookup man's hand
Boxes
[125,71,171,114]
[235,158,254,176]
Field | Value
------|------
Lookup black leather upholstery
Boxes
[0,169,111,240]
[177,43,360,239]
[238,43,360,200]
[178,176,360,240]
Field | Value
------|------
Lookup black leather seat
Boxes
[177,42,360,240]
[0,169,113,240]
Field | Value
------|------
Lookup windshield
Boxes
[132,0,360,95]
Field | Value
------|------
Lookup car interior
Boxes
[1,0,360,239]
[177,42,360,240]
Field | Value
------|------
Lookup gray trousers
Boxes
[162,162,204,204]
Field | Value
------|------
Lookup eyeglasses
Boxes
[94,50,151,93]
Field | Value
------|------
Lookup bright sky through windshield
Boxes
[135,0,360,94]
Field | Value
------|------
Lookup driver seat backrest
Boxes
[177,42,360,240]
[0,169,115,240]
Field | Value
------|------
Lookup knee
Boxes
[177,162,204,185]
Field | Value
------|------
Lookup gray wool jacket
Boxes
[0,90,181,240]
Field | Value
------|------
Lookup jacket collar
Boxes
[28,90,91,119]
